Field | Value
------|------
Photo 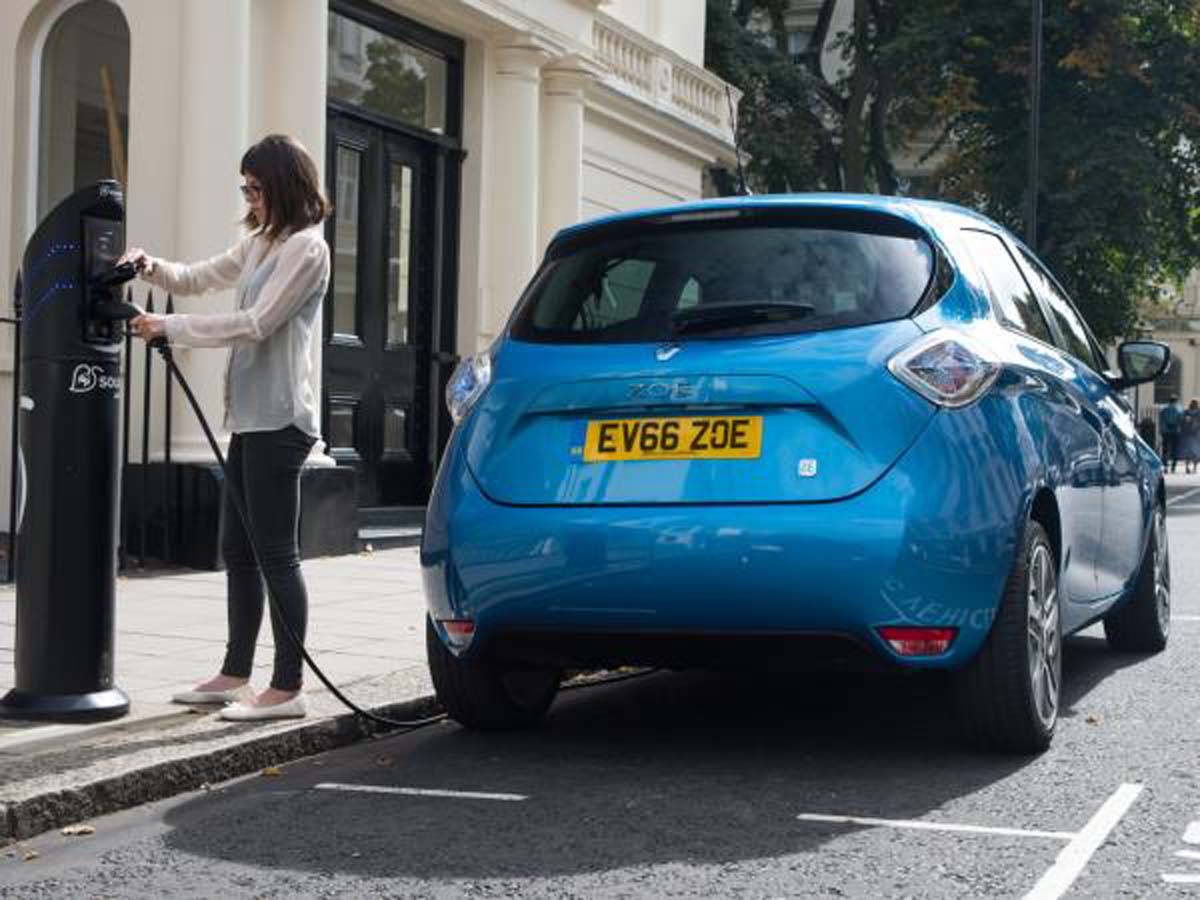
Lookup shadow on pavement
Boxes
[157,660,1091,881]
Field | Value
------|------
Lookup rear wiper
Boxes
[671,301,816,335]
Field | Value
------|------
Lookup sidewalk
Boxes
[0,547,437,844]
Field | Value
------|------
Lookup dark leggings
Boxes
[219,426,315,691]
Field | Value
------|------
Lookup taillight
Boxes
[445,352,492,425]
[877,626,957,656]
[888,331,1000,408]
[440,619,476,650]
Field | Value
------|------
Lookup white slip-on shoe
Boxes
[219,694,307,722]
[171,684,255,705]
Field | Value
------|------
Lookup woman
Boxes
[1182,399,1200,475]
[121,134,331,721]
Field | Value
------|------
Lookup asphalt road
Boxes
[3,488,1200,899]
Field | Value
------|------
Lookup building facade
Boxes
[0,0,739,561]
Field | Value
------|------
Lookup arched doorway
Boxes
[37,0,130,218]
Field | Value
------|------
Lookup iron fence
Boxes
[4,275,178,581]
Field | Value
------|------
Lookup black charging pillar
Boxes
[0,181,133,721]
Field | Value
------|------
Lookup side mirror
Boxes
[1113,340,1171,389]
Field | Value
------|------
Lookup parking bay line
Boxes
[795,813,1075,841]
[314,782,528,802]
[798,783,1142,900]
[1168,487,1200,507]
[1024,783,1143,900]
[1163,874,1200,885]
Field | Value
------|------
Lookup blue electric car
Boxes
[422,194,1172,752]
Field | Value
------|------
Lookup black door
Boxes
[324,113,436,507]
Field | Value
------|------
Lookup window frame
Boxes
[1011,242,1110,376]
[959,228,1055,348]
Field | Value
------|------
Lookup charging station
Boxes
[0,180,138,722]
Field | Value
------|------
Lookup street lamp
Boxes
[1026,0,1043,249]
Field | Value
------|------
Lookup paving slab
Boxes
[0,546,438,844]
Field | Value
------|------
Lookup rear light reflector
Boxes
[440,619,476,649]
[877,626,957,657]
[888,330,1000,408]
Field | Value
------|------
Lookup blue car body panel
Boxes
[423,194,1162,669]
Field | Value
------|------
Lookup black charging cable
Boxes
[146,337,655,732]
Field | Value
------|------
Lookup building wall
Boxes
[0,0,739,527]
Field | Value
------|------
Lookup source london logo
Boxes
[69,363,119,395]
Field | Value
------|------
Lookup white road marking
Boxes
[314,782,527,802]
[1184,821,1200,844]
[794,813,1075,841]
[1163,874,1200,885]
[1174,615,1200,623]
[1175,849,1200,860]
[1023,783,1143,900]
[1168,487,1200,507]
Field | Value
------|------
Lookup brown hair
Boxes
[240,134,331,240]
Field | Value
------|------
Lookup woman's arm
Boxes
[138,236,252,296]
[163,230,329,348]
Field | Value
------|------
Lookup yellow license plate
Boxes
[582,416,763,462]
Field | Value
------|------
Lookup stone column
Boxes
[253,0,334,466]
[166,0,250,463]
[539,58,597,250]
[483,38,552,345]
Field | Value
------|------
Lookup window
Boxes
[1017,248,1106,372]
[38,0,130,218]
[326,11,449,134]
[513,216,935,344]
[1154,357,1182,405]
[961,230,1052,344]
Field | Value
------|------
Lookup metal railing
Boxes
[3,274,178,581]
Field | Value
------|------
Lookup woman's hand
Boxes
[130,314,168,342]
[117,247,154,275]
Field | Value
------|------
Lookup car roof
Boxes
[550,193,1001,244]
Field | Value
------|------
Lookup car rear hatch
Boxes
[464,203,941,506]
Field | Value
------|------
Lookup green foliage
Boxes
[361,39,429,126]
[705,0,1200,341]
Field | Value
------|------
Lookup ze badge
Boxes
[797,458,818,478]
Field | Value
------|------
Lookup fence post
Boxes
[162,294,173,565]
[119,285,133,570]
[139,292,154,568]
[6,273,21,583]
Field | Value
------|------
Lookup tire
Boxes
[1104,503,1170,653]
[425,617,561,730]
[954,521,1061,753]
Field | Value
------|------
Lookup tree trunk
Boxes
[842,0,872,191]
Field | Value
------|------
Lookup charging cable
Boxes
[147,338,655,732]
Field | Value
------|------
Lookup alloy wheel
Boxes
[1026,542,1061,731]
[1154,507,1171,638]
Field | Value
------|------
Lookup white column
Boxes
[167,0,250,462]
[483,39,552,345]
[539,59,595,250]
[253,0,334,466]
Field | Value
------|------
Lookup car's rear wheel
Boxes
[1103,504,1170,653]
[954,521,1061,753]
[426,618,561,730]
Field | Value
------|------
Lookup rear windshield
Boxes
[510,215,935,343]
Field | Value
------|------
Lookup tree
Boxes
[704,0,930,194]
[909,0,1200,339]
[706,0,1200,341]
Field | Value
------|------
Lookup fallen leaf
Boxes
[22,850,38,862]
[60,825,95,837]
[375,754,393,767]
[261,766,283,777]
[1085,714,1102,725]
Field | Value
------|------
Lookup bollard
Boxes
[0,181,138,721]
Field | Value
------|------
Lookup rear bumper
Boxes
[422,404,1031,670]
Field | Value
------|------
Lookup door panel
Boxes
[324,114,434,507]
